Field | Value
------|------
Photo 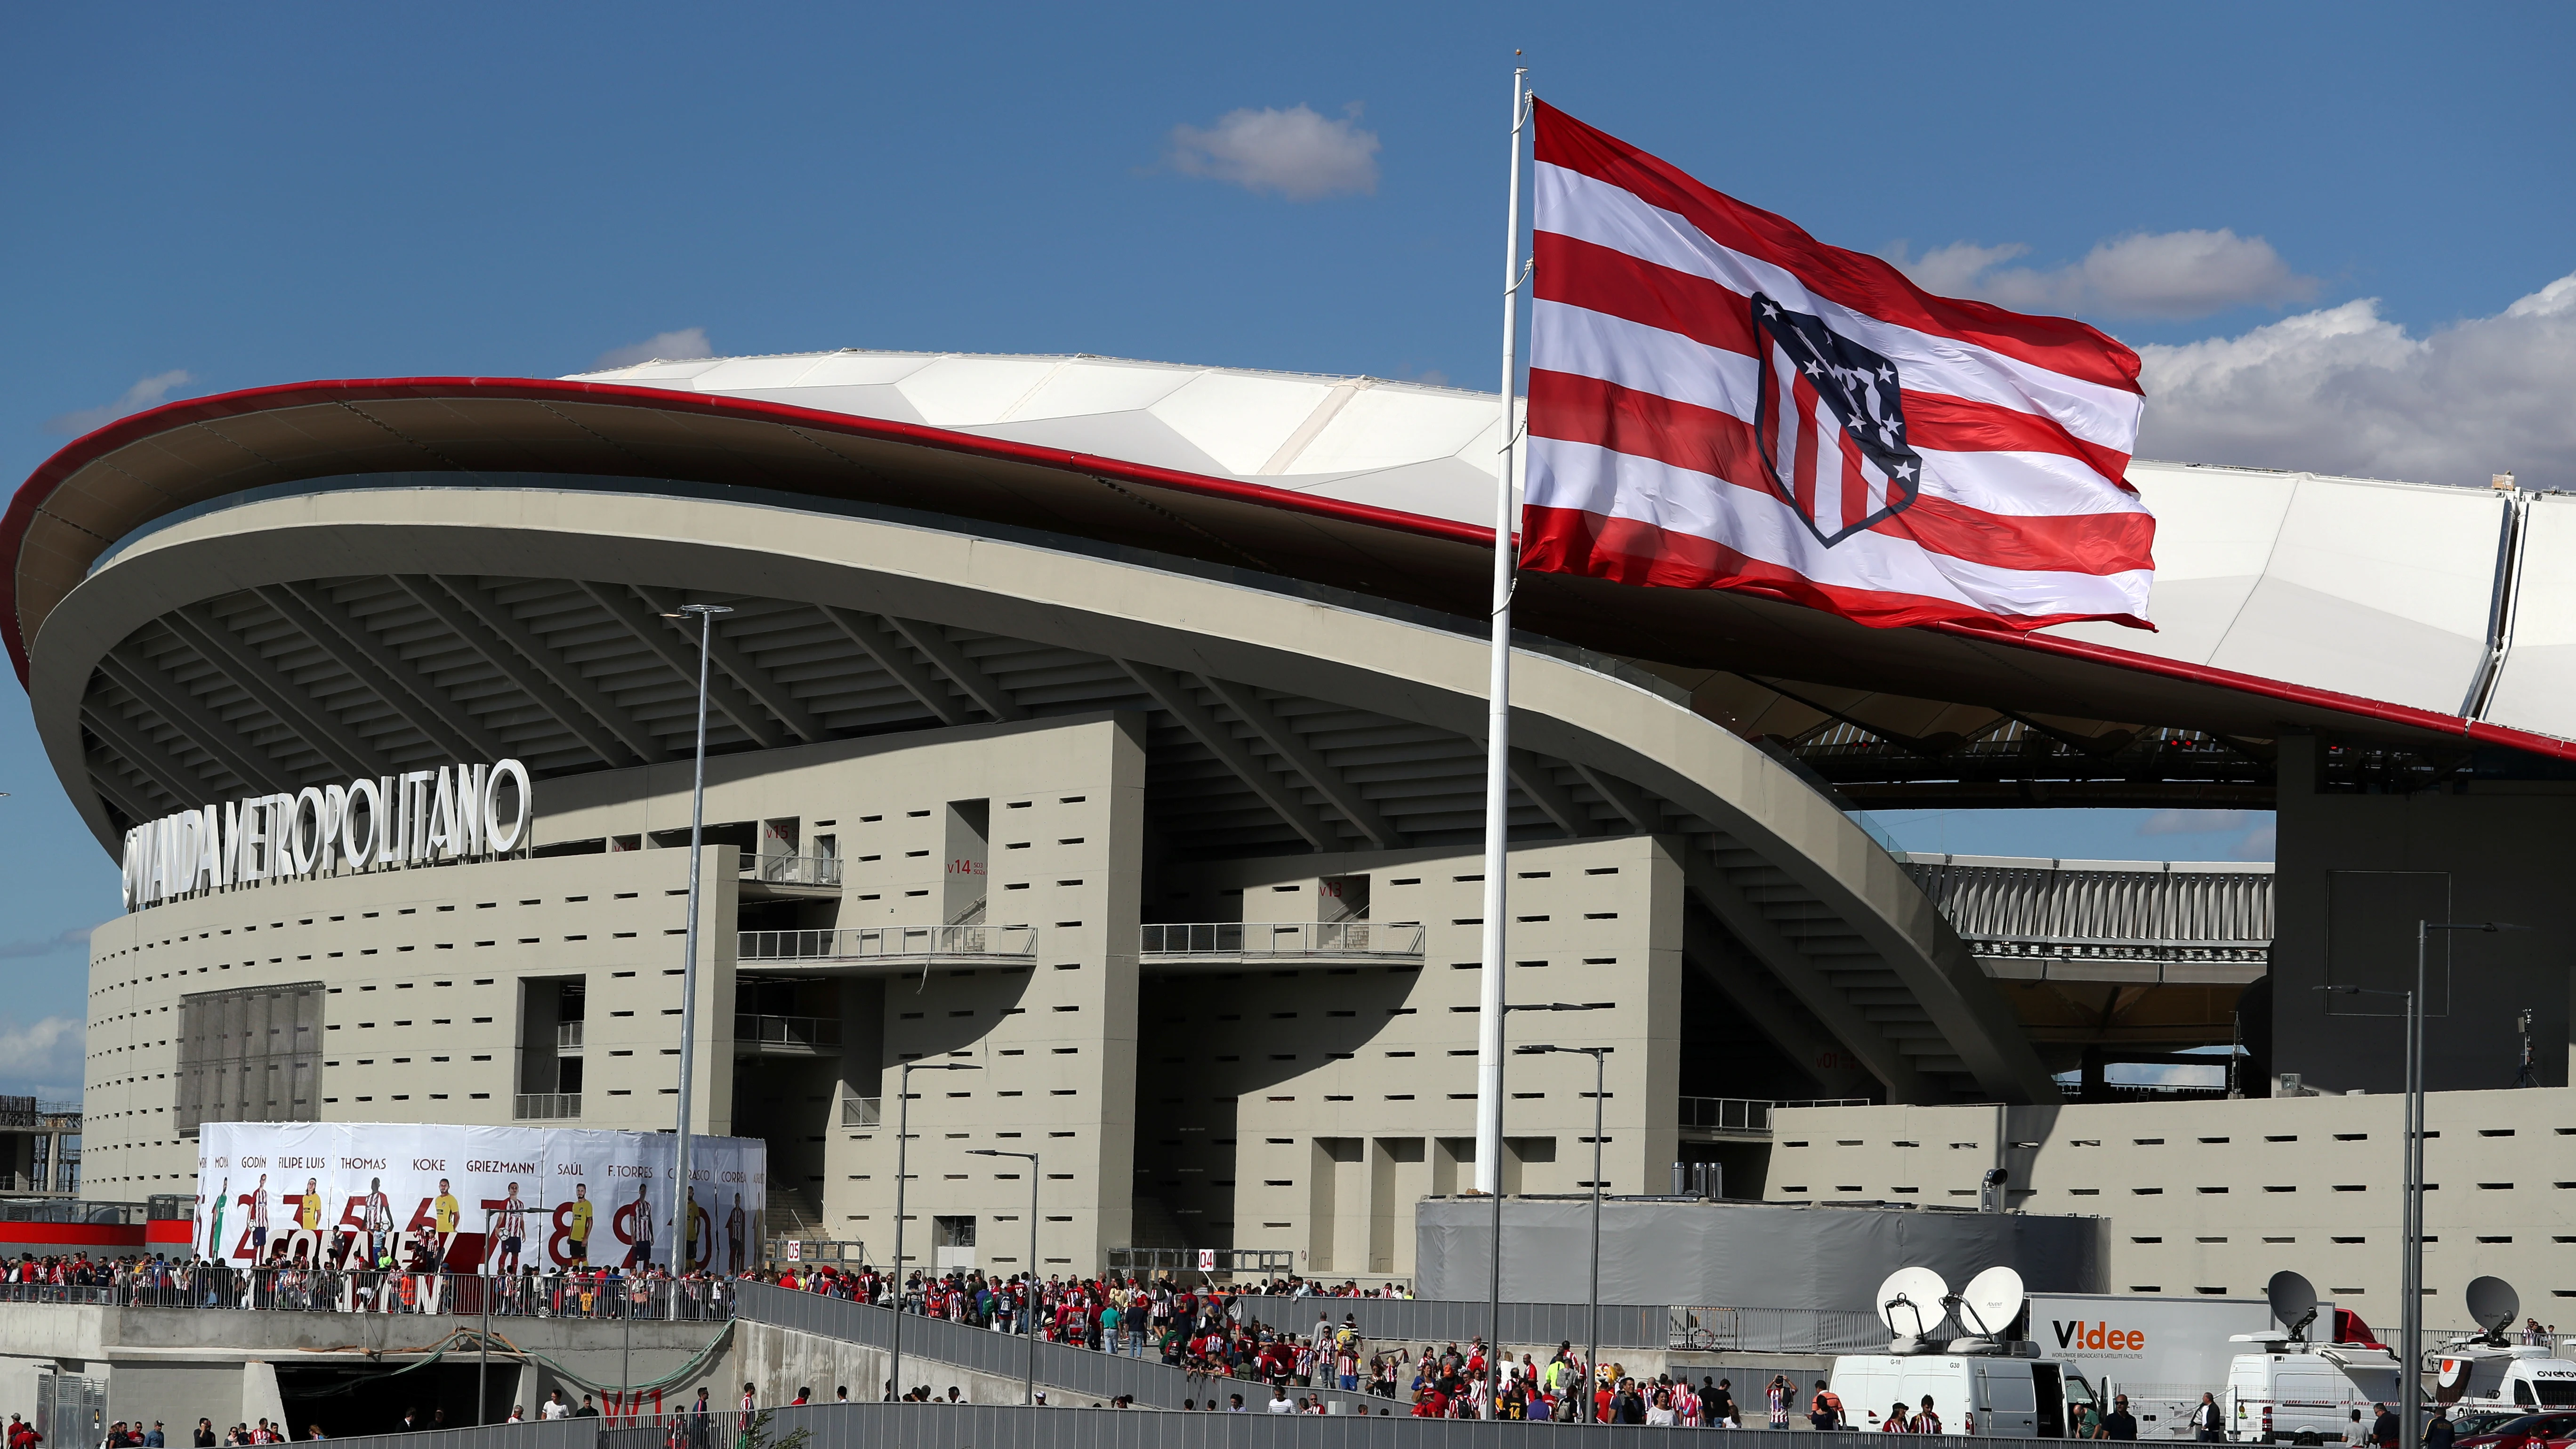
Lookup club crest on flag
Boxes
[1749,292,1924,548]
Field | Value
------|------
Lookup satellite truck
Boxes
[2431,1276,2576,1411]
[1829,1265,2106,1436]
[2221,1272,2406,1444]
[2021,1287,2339,1440]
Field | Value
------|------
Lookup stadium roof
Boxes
[14,349,2570,805]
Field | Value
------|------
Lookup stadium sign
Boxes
[121,758,532,910]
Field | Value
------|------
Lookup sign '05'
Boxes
[121,759,532,911]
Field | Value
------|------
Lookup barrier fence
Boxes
[1666,1307,1885,1355]
[0,1267,734,1320]
[318,1400,2033,1449]
[741,1283,1388,1414]
[1228,1297,1667,1352]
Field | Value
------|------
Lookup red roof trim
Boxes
[12,374,2573,764]
[1926,619,2576,762]
[1,375,1497,683]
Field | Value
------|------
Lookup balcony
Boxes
[513,1093,580,1121]
[741,854,845,895]
[1137,920,1426,967]
[737,925,1037,973]
[734,1013,842,1056]
[555,1021,584,1050]
[1677,1095,1870,1142]
[840,1095,882,1128]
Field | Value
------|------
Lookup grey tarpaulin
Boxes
[1415,1198,2108,1310]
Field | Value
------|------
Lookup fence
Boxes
[515,1092,583,1120]
[738,925,1038,962]
[734,1013,842,1051]
[0,1266,735,1320]
[36,1374,105,1449]
[1107,1248,1298,1280]
[1138,923,1428,958]
[745,855,845,887]
[319,1400,2039,1449]
[1666,1306,1885,1354]
[1227,1297,1668,1352]
[741,1283,1387,1414]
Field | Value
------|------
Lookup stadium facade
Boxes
[17,349,2573,1297]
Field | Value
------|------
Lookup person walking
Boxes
[2103,1394,2138,1441]
[2192,1393,2225,1442]
[2371,1403,2399,1449]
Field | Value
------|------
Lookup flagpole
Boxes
[1478,62,1530,1423]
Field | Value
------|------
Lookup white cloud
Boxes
[2230,822,2277,861]
[0,925,95,959]
[0,1015,83,1098]
[2136,273,2576,487]
[1887,230,2317,320]
[43,369,195,436]
[592,327,714,372]
[2137,808,2258,837]
[1166,103,1380,201]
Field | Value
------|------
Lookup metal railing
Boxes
[1668,1304,1888,1354]
[738,925,1037,963]
[840,1096,882,1128]
[740,1283,1389,1414]
[0,1197,147,1224]
[1223,1295,1667,1351]
[1104,1247,1297,1280]
[734,1013,842,1052]
[746,854,845,887]
[1137,922,1427,958]
[556,1021,585,1049]
[1679,1096,1871,1135]
[0,1266,734,1320]
[514,1093,581,1120]
[767,1237,865,1264]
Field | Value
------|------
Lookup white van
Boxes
[2433,1345,2576,1410]
[1830,1353,2101,1437]
[2223,1344,2404,1444]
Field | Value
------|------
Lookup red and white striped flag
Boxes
[1521,101,2154,631]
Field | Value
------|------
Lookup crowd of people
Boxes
[0,1250,733,1320]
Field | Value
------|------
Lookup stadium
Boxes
[16,347,2576,1301]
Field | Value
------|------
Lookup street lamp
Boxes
[967,1148,1040,1404]
[664,602,733,1272]
[1485,1001,1608,1420]
[889,1059,979,1401]
[2319,918,2520,1449]
[1517,1041,1613,1417]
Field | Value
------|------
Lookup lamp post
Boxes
[2320,918,2518,1449]
[968,1148,1040,1404]
[663,602,733,1271]
[1485,1002,1606,1420]
[1518,1042,1612,1415]
[889,1059,978,1401]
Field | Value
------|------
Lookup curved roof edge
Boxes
[14,373,2575,765]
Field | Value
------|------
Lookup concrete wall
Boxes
[2270,735,2576,1095]
[0,1304,728,1437]
[1768,1088,2576,1312]
[82,847,736,1196]
[1147,833,1680,1282]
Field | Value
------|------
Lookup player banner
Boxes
[194,1122,766,1275]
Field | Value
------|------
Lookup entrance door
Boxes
[2034,1364,2066,1438]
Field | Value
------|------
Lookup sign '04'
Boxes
[121,759,532,911]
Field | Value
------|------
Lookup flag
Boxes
[1521,100,2154,631]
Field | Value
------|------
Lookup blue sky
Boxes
[3,3,2568,1094]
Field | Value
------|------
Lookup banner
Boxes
[194,1122,766,1274]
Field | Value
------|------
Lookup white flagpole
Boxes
[1478,63,1530,1421]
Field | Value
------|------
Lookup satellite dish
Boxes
[1876,1266,1950,1350]
[2466,1277,2519,1339]
[2269,1270,2321,1344]
[1958,1265,2028,1339]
